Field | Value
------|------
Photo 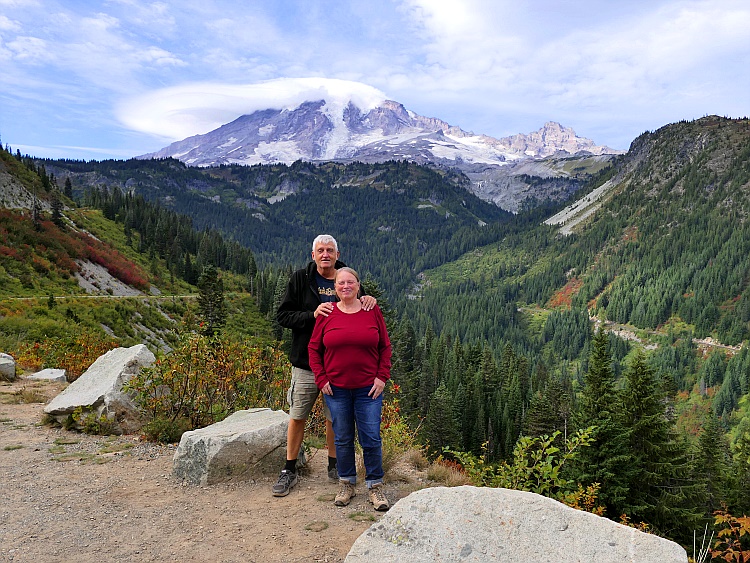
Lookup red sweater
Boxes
[308,304,391,390]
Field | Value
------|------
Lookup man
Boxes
[272,234,376,496]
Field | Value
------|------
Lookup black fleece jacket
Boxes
[276,259,347,370]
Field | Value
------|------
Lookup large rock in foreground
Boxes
[44,344,155,434]
[346,486,688,563]
[173,408,290,486]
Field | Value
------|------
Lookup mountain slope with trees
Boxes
[4,116,750,553]
[41,158,516,296]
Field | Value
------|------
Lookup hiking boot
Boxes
[334,481,356,506]
[327,466,339,482]
[272,470,298,497]
[368,483,390,511]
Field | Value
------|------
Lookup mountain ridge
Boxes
[139,98,622,211]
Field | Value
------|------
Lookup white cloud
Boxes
[5,35,48,61]
[0,0,40,6]
[2,0,748,159]
[116,77,388,140]
[528,1,750,110]
[385,0,750,143]
[0,15,21,31]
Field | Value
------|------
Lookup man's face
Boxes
[312,241,340,272]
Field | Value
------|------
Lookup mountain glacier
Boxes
[139,98,623,211]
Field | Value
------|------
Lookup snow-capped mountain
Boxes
[139,98,622,210]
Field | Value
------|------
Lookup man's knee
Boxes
[289,418,306,427]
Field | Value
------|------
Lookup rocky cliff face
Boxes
[139,98,622,210]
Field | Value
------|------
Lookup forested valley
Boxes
[2,115,750,552]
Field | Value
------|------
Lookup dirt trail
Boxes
[0,379,420,563]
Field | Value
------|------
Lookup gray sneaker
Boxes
[272,470,298,497]
[334,481,356,506]
[327,466,339,482]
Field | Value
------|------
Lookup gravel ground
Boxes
[0,379,419,563]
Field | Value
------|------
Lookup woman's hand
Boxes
[321,382,333,396]
[368,378,386,399]
[360,295,377,311]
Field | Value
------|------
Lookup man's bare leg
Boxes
[272,418,307,497]
[287,418,307,461]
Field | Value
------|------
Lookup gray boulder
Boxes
[173,408,291,486]
[346,486,688,563]
[27,368,67,383]
[0,352,16,380]
[44,344,155,434]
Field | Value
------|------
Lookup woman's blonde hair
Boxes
[335,267,360,283]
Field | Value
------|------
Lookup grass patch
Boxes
[98,442,134,454]
[48,445,66,454]
[401,448,429,470]
[426,460,472,487]
[316,493,336,502]
[3,444,23,451]
[304,521,329,532]
[53,437,81,445]
[348,512,376,522]
[0,386,48,404]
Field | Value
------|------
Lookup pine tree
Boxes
[50,189,64,228]
[572,329,631,517]
[270,270,288,341]
[621,350,701,538]
[32,196,43,232]
[694,410,731,517]
[197,264,226,336]
[422,383,461,457]
[729,419,750,515]
[64,176,73,199]
[392,317,417,413]
[524,376,571,442]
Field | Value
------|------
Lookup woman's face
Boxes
[335,271,359,301]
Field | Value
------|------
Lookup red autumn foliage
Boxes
[0,209,149,290]
[547,276,584,308]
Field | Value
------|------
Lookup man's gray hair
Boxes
[312,234,339,253]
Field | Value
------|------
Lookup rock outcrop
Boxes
[27,368,67,382]
[346,486,688,563]
[0,352,16,381]
[43,344,155,433]
[173,408,292,486]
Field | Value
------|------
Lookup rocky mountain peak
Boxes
[138,97,622,210]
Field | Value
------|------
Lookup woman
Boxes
[308,267,391,511]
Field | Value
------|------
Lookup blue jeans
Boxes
[324,385,384,488]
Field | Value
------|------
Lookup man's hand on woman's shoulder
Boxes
[360,295,377,311]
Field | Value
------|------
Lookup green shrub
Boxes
[72,406,117,435]
[450,427,597,504]
[142,416,191,443]
[126,332,289,432]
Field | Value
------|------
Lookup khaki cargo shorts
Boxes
[287,366,332,421]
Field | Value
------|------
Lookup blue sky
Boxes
[1,0,748,161]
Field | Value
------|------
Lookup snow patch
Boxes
[217,137,239,149]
